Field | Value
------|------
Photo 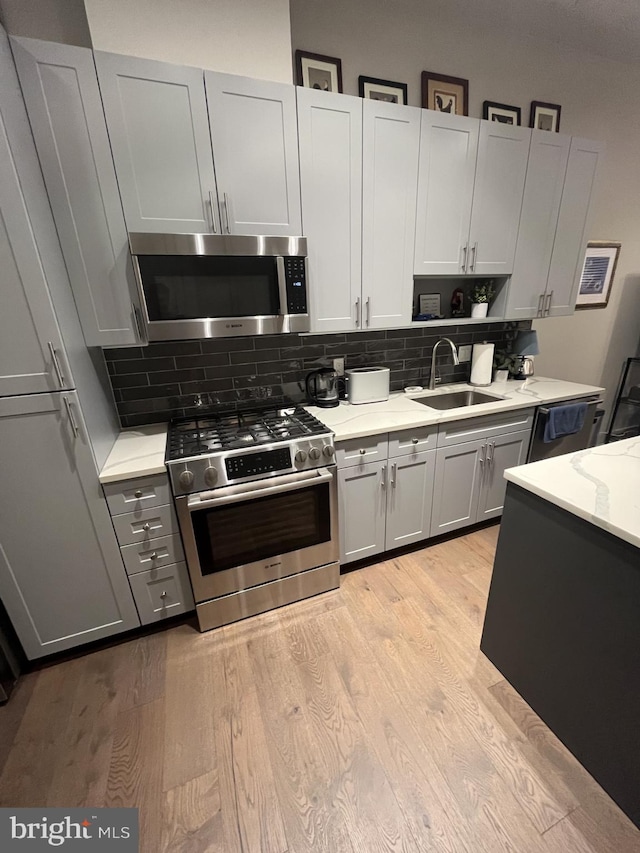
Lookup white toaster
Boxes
[346,366,390,405]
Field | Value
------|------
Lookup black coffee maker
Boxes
[306,368,340,408]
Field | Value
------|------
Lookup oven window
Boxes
[138,255,280,319]
[191,483,331,575]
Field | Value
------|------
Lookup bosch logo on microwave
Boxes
[225,323,243,329]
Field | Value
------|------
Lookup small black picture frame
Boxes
[295,50,343,93]
[482,100,522,126]
[358,75,408,105]
[529,101,562,132]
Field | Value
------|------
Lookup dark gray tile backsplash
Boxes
[104,322,532,428]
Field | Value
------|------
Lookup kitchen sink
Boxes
[414,390,505,410]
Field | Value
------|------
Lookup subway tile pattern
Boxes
[104,321,532,428]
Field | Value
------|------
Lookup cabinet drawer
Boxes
[120,533,184,575]
[128,561,194,625]
[437,409,534,447]
[388,425,437,457]
[335,434,388,468]
[111,503,178,546]
[103,474,171,515]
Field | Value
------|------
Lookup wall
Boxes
[103,322,530,428]
[0,0,91,46]
[290,0,640,418]
[83,0,292,81]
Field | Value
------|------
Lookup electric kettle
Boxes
[305,368,340,408]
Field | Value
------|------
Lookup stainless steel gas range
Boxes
[166,405,339,631]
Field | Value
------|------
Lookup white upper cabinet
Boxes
[297,88,362,333]
[506,131,571,319]
[414,112,479,275]
[362,99,420,328]
[95,52,217,234]
[468,122,531,275]
[12,37,141,347]
[0,30,71,396]
[206,72,301,236]
[545,137,604,317]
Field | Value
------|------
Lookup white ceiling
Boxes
[431,0,640,65]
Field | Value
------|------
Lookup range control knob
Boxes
[308,447,321,461]
[295,449,308,465]
[204,466,218,487]
[323,445,336,459]
[178,469,195,490]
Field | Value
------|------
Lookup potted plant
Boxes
[493,349,517,382]
[470,281,495,318]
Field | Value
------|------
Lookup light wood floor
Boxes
[1,525,638,852]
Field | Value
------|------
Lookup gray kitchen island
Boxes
[481,437,640,828]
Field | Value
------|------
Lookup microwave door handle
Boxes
[187,468,334,511]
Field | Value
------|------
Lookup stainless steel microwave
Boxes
[129,233,309,341]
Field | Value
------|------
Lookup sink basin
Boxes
[414,390,505,410]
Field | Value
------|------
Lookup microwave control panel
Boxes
[284,257,308,315]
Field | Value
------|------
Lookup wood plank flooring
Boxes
[1,525,638,852]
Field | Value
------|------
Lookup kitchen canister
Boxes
[470,342,494,387]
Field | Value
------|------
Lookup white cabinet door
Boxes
[546,137,604,317]
[206,72,301,236]
[430,439,484,537]
[506,131,571,320]
[297,88,362,333]
[338,460,387,564]
[468,123,531,275]
[0,392,140,659]
[12,37,140,347]
[95,52,217,234]
[0,31,70,397]
[385,450,435,550]
[414,112,479,275]
[477,430,530,521]
[362,100,420,328]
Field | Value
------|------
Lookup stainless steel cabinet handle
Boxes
[537,294,544,317]
[63,395,79,437]
[359,448,366,455]
[142,523,151,531]
[160,590,168,599]
[209,190,218,233]
[470,242,478,271]
[461,244,468,273]
[381,465,386,489]
[355,296,361,327]
[134,490,143,498]
[391,463,397,488]
[545,291,553,316]
[48,341,65,388]
[479,443,486,473]
[223,192,231,234]
[411,437,419,445]
[487,440,494,466]
[150,552,158,560]
[365,297,371,327]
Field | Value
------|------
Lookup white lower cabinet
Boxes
[338,461,387,564]
[385,451,435,550]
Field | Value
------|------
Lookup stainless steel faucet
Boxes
[428,338,460,390]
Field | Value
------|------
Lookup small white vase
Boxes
[494,369,509,383]
[471,302,488,319]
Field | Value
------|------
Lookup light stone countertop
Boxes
[99,424,168,484]
[98,376,604,483]
[305,376,604,442]
[504,437,640,549]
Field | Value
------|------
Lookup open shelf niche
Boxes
[412,276,510,326]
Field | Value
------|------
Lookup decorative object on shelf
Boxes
[295,50,343,93]
[421,70,469,116]
[483,100,521,126]
[470,280,495,318]
[419,293,441,315]
[529,101,561,132]
[359,75,407,105]
[512,329,540,380]
[575,241,621,309]
[451,287,465,317]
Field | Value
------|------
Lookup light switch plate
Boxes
[458,345,472,363]
[333,357,345,376]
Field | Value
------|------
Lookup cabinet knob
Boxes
[150,552,158,560]
[142,523,151,531]
[160,590,168,599]
[411,438,419,445]
[134,490,143,498]
[359,448,366,455]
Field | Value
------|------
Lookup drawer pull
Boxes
[359,448,366,455]
[411,438,419,445]
[142,523,151,531]
[134,490,143,498]
[160,590,168,599]
[150,552,158,560]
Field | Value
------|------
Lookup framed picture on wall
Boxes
[295,50,343,93]
[421,70,469,116]
[529,101,562,132]
[575,241,621,309]
[358,75,408,105]
[483,100,521,126]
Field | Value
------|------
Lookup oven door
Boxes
[175,467,338,603]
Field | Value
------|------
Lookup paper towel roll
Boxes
[470,342,494,387]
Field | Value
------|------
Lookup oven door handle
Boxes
[187,468,334,511]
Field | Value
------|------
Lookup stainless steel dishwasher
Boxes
[527,396,603,462]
